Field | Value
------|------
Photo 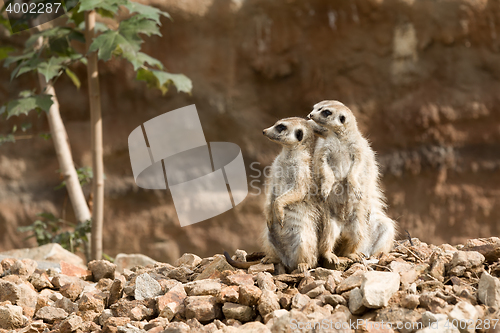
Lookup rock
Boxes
[103,317,131,333]
[195,256,235,280]
[60,261,92,279]
[157,283,187,320]
[257,290,279,317]
[291,293,310,310]
[0,280,38,317]
[235,321,271,332]
[110,299,153,320]
[35,306,68,323]
[375,308,421,333]
[99,309,114,326]
[144,317,169,330]
[256,272,276,292]
[0,243,85,268]
[174,253,202,268]
[477,271,500,308]
[114,254,156,273]
[336,271,364,293]
[88,260,117,281]
[78,292,106,313]
[54,297,79,314]
[268,309,309,332]
[448,301,479,333]
[29,272,53,291]
[361,271,400,308]
[225,273,254,286]
[108,279,124,306]
[184,295,221,323]
[217,285,239,303]
[401,294,420,309]
[11,259,37,276]
[184,280,221,296]
[59,314,83,333]
[418,313,460,333]
[117,323,145,333]
[239,285,262,306]
[163,322,191,333]
[134,273,162,300]
[248,263,274,274]
[167,266,193,283]
[323,294,347,307]
[0,304,26,329]
[222,302,254,322]
[348,287,366,315]
[450,251,485,269]
[419,294,447,312]
[60,280,86,302]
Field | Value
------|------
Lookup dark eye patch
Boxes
[321,110,332,117]
[339,115,346,124]
[295,129,303,142]
[275,124,287,133]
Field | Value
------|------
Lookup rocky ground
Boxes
[1,238,500,333]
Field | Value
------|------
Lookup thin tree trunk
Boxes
[37,77,92,230]
[85,10,104,261]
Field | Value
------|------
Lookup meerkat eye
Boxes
[321,110,332,117]
[318,107,323,111]
[295,129,303,142]
[339,115,346,124]
[275,124,287,133]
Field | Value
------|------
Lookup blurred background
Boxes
[1,0,499,263]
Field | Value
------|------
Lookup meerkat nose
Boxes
[262,130,266,135]
[306,114,311,120]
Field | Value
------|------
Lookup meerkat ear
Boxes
[339,115,346,124]
[295,129,303,142]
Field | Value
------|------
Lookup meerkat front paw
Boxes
[347,252,365,263]
[273,202,285,227]
[297,263,310,273]
[323,252,340,265]
[261,256,280,264]
[348,178,362,200]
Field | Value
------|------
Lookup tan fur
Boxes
[261,117,320,273]
[308,101,396,262]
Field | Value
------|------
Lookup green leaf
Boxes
[119,15,161,40]
[123,1,171,24]
[78,0,127,13]
[37,57,68,82]
[65,68,81,89]
[89,30,122,61]
[125,52,162,71]
[3,51,36,67]
[0,134,15,146]
[136,68,192,94]
[2,94,53,119]
[0,46,15,61]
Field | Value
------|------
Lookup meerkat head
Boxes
[263,117,313,148]
[307,100,356,136]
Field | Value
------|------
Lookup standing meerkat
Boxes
[261,117,320,273]
[308,100,395,263]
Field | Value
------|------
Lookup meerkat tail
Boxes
[223,251,261,269]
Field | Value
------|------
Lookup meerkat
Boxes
[260,117,320,273]
[308,100,395,262]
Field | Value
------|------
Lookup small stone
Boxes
[291,293,310,310]
[448,301,479,333]
[348,287,366,315]
[108,279,124,306]
[323,294,347,308]
[305,284,325,299]
[134,273,162,300]
[184,280,221,296]
[225,273,254,286]
[248,263,274,274]
[268,309,309,332]
[236,321,271,332]
[257,290,279,317]
[103,317,131,333]
[99,309,114,326]
[167,266,193,283]
[336,271,364,294]
[11,259,37,276]
[450,251,485,269]
[256,272,276,292]
[278,291,295,310]
[0,304,25,329]
[217,285,239,303]
[401,294,420,309]
[184,295,221,323]
[361,271,400,308]
[419,294,447,312]
[143,317,169,330]
[110,299,153,321]
[78,292,106,312]
[59,314,83,333]
[163,322,191,333]
[114,254,156,273]
[60,280,86,302]
[35,306,68,323]
[157,283,187,320]
[54,297,78,314]
[174,253,202,268]
[29,272,53,291]
[195,256,235,280]
[60,261,92,279]
[239,285,262,306]
[222,302,254,322]
[477,271,500,308]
